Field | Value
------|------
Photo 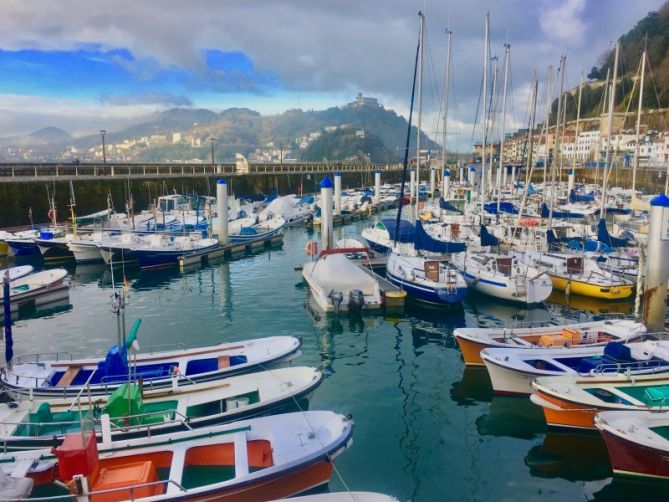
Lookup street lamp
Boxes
[100,130,107,166]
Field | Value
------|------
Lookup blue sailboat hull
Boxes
[7,240,40,257]
[386,270,467,304]
[135,243,220,270]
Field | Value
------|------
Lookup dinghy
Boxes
[481,340,669,395]
[0,411,354,500]
[302,251,382,313]
[0,269,69,305]
[1,334,301,398]
[0,265,34,282]
[0,366,323,451]
[453,319,646,366]
[595,410,669,479]
[530,373,669,430]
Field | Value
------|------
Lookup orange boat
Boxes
[530,373,669,430]
[0,411,353,501]
[453,319,645,366]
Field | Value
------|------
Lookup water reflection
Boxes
[476,396,547,440]
[450,366,493,406]
[590,476,669,501]
[547,291,633,317]
[525,432,611,481]
[464,296,552,328]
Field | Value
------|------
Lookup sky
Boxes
[0,0,663,149]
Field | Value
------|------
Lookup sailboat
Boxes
[453,225,552,305]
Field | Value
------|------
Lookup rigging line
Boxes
[469,76,484,149]
[257,361,354,496]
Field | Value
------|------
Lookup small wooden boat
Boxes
[530,373,669,430]
[0,269,69,312]
[482,340,669,395]
[454,319,646,366]
[1,411,353,500]
[0,366,323,451]
[1,335,301,398]
[595,410,669,479]
[0,265,34,282]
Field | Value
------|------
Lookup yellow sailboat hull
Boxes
[0,240,7,257]
[550,275,633,300]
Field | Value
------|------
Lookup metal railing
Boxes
[14,352,73,364]
[0,161,404,181]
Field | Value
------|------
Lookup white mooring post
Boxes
[320,177,334,251]
[642,194,669,332]
[374,170,381,204]
[567,168,575,194]
[510,165,516,187]
[217,179,229,245]
[334,172,342,216]
[442,169,451,199]
[429,168,436,197]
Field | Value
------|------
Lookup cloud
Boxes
[539,0,587,44]
[0,0,662,143]
[101,92,193,106]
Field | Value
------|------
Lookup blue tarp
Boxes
[480,225,500,247]
[566,239,613,253]
[527,183,542,195]
[483,201,519,215]
[439,198,463,213]
[569,190,595,203]
[414,221,466,253]
[299,195,315,205]
[383,219,416,243]
[597,219,628,248]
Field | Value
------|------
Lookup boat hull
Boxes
[7,240,40,257]
[99,246,137,265]
[386,269,466,304]
[550,275,633,300]
[36,240,74,262]
[598,423,669,479]
[67,242,103,262]
[135,244,220,270]
[531,389,599,429]
[454,336,489,366]
[482,355,540,395]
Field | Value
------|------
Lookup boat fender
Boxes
[48,209,57,220]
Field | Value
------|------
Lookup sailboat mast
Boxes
[542,65,554,190]
[498,43,510,196]
[602,42,620,218]
[549,55,566,228]
[632,48,646,198]
[415,11,425,217]
[489,56,499,194]
[481,12,489,200]
[441,29,452,176]
[574,72,584,167]
[525,71,538,186]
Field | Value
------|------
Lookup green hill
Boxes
[558,1,669,123]
[300,128,396,163]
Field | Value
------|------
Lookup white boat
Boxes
[66,231,106,262]
[454,318,647,366]
[0,269,69,310]
[230,217,285,242]
[0,366,323,451]
[302,252,382,313]
[361,219,415,254]
[130,234,220,269]
[260,195,315,227]
[1,335,301,398]
[453,251,552,304]
[0,411,354,500]
[481,340,669,395]
[0,265,34,282]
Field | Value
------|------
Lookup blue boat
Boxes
[131,235,220,270]
[229,217,285,243]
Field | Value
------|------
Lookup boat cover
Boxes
[480,225,500,247]
[309,254,378,294]
[415,221,466,253]
[597,219,629,248]
[569,190,595,203]
[439,198,463,213]
[382,219,415,243]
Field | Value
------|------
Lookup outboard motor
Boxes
[348,289,365,314]
[305,213,314,228]
[329,290,344,314]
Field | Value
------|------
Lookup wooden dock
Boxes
[179,234,284,270]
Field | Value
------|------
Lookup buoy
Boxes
[305,240,318,257]
[47,209,56,221]
[384,290,407,308]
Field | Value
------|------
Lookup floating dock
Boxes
[179,234,284,270]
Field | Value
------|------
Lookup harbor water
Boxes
[2,212,667,501]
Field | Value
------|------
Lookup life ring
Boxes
[520,218,538,227]
[47,209,56,221]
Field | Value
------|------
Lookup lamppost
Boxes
[100,130,107,167]
[210,138,216,168]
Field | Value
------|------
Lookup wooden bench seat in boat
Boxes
[56,366,82,387]
[92,460,163,499]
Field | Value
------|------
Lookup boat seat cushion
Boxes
[645,386,669,404]
[603,342,634,363]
